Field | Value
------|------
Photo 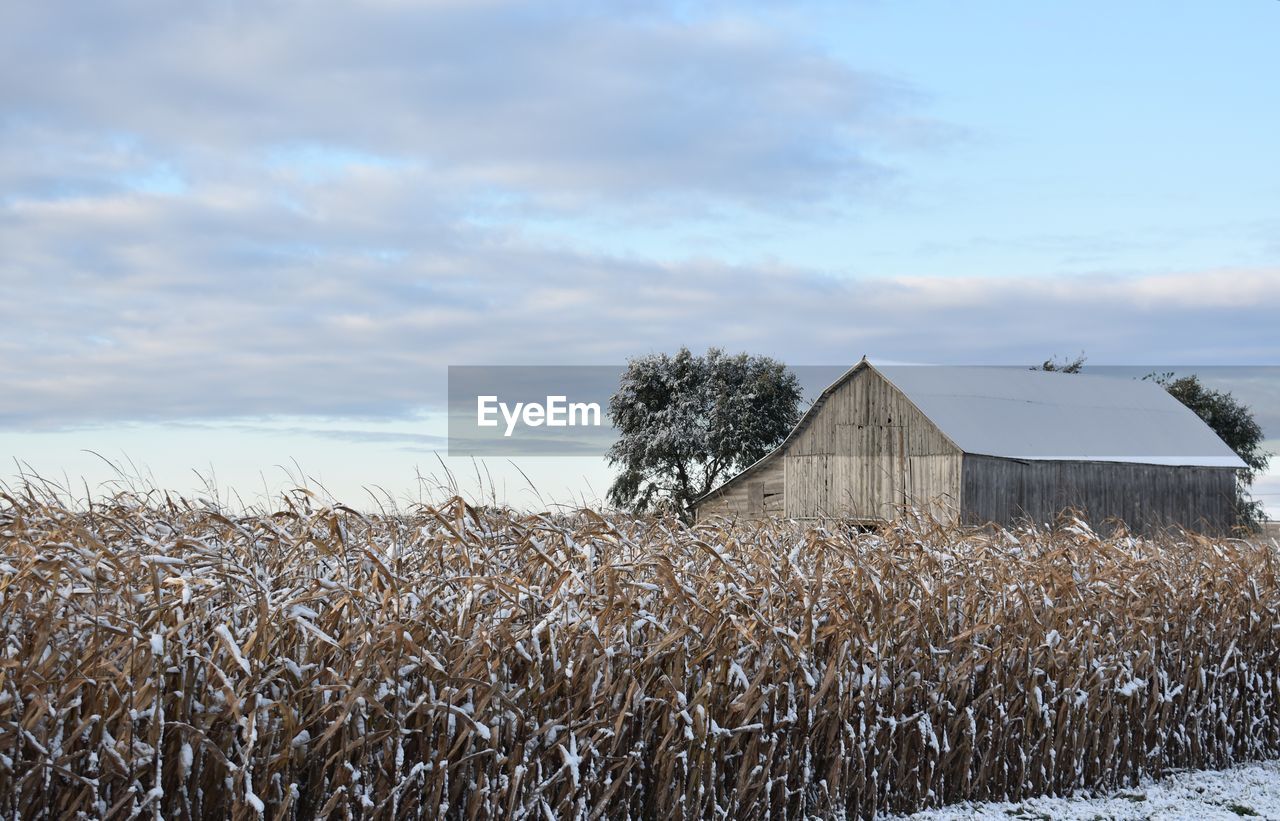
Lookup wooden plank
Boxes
[960,454,1237,534]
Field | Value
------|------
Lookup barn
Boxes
[695,359,1245,532]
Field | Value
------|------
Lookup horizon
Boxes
[6,360,1275,520]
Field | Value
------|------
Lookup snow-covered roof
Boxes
[875,363,1246,468]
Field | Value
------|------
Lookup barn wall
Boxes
[961,454,1238,533]
[696,454,785,519]
[784,368,962,521]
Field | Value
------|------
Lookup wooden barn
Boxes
[695,360,1244,532]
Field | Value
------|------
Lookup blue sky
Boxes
[1,0,1277,512]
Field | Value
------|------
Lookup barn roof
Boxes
[875,363,1246,468]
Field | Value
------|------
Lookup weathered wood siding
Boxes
[784,368,962,521]
[696,454,785,519]
[961,454,1238,533]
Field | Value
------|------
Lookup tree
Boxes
[1144,372,1272,530]
[1032,353,1087,373]
[606,347,802,521]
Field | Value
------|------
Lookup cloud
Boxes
[159,421,448,448]
[2,156,1279,430]
[0,0,928,213]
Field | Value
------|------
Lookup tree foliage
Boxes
[1032,353,1087,373]
[606,347,802,521]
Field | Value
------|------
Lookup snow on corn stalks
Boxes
[1,488,1279,819]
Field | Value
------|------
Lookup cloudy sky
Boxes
[2,0,1277,511]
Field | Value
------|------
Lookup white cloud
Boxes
[0,0,929,213]
[2,160,1278,429]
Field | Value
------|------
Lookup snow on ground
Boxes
[892,760,1280,820]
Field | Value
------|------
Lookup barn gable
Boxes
[698,361,962,521]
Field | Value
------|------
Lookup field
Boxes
[2,488,1280,819]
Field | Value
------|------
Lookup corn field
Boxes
[2,488,1280,819]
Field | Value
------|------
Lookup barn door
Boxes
[897,424,911,514]
[748,480,764,516]
[885,424,910,519]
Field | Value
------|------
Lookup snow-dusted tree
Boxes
[606,347,802,521]
[1032,353,1087,373]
